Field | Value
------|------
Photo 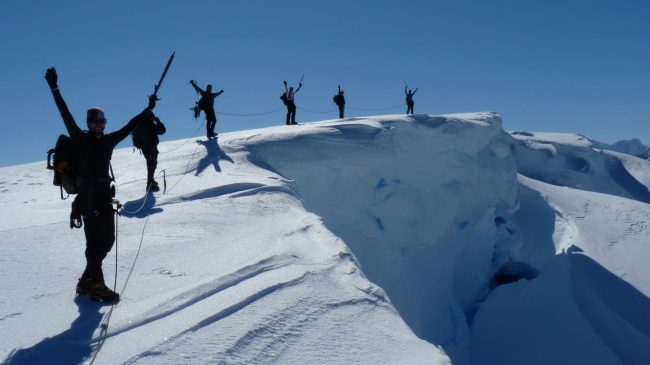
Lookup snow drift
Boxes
[1,113,649,365]
[240,113,519,354]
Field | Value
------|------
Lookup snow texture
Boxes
[1,113,649,364]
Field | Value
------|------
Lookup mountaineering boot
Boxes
[76,278,120,302]
[146,180,160,192]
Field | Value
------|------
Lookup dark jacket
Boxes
[334,94,345,106]
[133,116,166,152]
[191,83,223,111]
[405,86,418,103]
[52,89,153,196]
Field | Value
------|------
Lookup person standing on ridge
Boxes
[282,80,302,125]
[333,85,346,119]
[45,67,157,302]
[405,85,418,114]
[132,115,166,192]
[190,80,223,138]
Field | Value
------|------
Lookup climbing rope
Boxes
[347,103,404,112]
[116,185,153,215]
[216,108,285,117]
[162,137,204,194]
[297,106,337,114]
[158,119,206,154]
[85,96,408,363]
[88,208,122,365]
[86,110,225,364]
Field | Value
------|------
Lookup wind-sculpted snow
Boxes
[471,177,650,364]
[0,120,450,365]
[2,113,649,365]
[511,131,650,202]
[244,113,520,356]
[106,254,296,338]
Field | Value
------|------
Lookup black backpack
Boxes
[47,135,81,197]
[280,92,288,105]
[132,117,166,151]
[132,124,148,150]
[197,94,210,111]
[47,134,116,200]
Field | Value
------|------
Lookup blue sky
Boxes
[1,0,648,167]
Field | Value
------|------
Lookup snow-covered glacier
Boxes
[240,113,519,355]
[1,112,649,365]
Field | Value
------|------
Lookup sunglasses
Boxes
[89,119,107,125]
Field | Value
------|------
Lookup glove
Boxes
[148,94,159,110]
[189,80,195,85]
[45,67,58,90]
[283,80,287,85]
[69,200,82,229]
[299,83,302,87]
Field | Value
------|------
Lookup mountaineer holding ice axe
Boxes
[44,52,173,302]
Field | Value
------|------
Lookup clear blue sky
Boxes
[1,0,648,167]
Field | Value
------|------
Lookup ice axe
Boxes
[152,52,175,99]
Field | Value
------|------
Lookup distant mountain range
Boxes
[596,138,650,159]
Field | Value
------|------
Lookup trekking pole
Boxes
[299,74,304,84]
[152,52,175,98]
[113,205,120,293]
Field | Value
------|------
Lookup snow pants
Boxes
[76,193,115,284]
[143,148,159,185]
[286,101,297,125]
[205,108,217,136]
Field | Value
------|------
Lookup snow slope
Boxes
[1,114,649,365]
[0,117,450,365]
[240,113,518,360]
[510,131,650,202]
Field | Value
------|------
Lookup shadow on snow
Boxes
[195,138,234,176]
[3,297,108,365]
[120,192,163,218]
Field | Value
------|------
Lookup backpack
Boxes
[197,95,210,111]
[132,117,166,151]
[132,125,147,150]
[280,92,288,105]
[47,134,81,197]
[192,102,201,119]
[131,119,158,150]
[47,134,117,200]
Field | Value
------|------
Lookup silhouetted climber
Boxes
[190,80,223,138]
[405,85,418,114]
[281,80,302,125]
[132,115,166,192]
[333,85,346,118]
[45,67,157,302]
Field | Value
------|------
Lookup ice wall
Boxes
[243,113,519,354]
